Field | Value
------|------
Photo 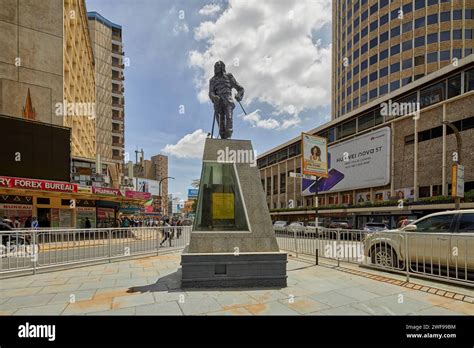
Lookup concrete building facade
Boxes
[259,56,474,228]
[87,11,125,188]
[0,0,64,125]
[332,0,474,119]
[63,0,96,160]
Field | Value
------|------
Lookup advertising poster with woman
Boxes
[302,133,328,178]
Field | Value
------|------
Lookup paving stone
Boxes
[78,279,116,290]
[308,304,371,315]
[178,297,223,315]
[14,303,68,315]
[1,294,55,310]
[135,301,183,315]
[309,291,359,307]
[245,301,301,315]
[48,289,96,305]
[112,293,155,310]
[278,296,331,314]
[87,307,136,315]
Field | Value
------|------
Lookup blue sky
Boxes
[86,0,332,200]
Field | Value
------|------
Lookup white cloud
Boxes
[189,0,332,127]
[241,109,301,130]
[199,4,221,16]
[162,129,207,159]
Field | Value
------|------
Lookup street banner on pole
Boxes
[301,133,328,178]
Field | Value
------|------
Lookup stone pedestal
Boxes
[181,138,287,288]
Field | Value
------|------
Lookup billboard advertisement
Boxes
[133,178,160,196]
[0,115,71,182]
[302,127,391,196]
[301,133,328,177]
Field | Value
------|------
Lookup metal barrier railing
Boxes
[0,226,192,275]
[275,226,474,287]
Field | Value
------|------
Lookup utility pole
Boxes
[134,148,144,191]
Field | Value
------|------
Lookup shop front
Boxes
[76,199,96,229]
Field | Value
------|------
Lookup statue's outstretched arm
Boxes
[229,74,244,101]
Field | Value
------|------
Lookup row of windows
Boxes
[344,9,472,43]
[342,67,473,115]
[405,115,474,145]
[261,67,474,170]
[340,9,473,55]
[341,28,473,71]
[343,48,470,93]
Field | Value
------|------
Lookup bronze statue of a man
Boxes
[209,61,244,139]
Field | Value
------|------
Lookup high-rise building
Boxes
[151,154,169,213]
[332,0,474,119]
[87,12,126,188]
[63,0,96,159]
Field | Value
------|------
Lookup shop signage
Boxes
[0,176,77,193]
[125,190,151,200]
[0,203,33,211]
[92,187,123,196]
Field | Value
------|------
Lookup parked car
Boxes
[363,222,389,232]
[304,221,325,237]
[327,220,352,229]
[364,210,474,276]
[287,221,306,236]
[273,221,288,234]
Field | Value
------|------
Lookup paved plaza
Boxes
[1,252,473,316]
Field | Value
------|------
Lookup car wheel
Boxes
[372,245,398,268]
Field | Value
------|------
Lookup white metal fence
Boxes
[0,226,191,276]
[275,226,474,287]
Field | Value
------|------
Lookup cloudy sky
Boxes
[86,0,332,200]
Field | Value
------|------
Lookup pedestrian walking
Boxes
[159,218,172,247]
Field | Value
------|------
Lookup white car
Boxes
[364,210,474,275]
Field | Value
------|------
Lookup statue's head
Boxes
[214,61,226,75]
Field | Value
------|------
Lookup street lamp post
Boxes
[442,121,462,210]
[159,176,175,215]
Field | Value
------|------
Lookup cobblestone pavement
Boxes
[1,252,473,315]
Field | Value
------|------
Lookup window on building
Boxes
[415,17,425,29]
[451,9,462,21]
[380,49,388,61]
[341,119,357,137]
[266,178,271,196]
[453,49,462,60]
[379,84,388,95]
[466,29,473,40]
[380,14,389,26]
[370,71,378,82]
[380,66,388,77]
[415,0,425,10]
[370,19,378,31]
[415,36,425,47]
[403,2,413,14]
[391,62,400,73]
[465,68,474,92]
[370,37,378,49]
[280,173,286,194]
[358,112,375,131]
[402,21,412,33]
[390,80,400,92]
[380,31,389,43]
[440,11,450,22]
[440,50,450,61]
[370,3,378,15]
[370,54,378,65]
[453,29,462,40]
[427,52,438,63]
[427,33,438,44]
[391,25,400,38]
[420,82,445,108]
[273,175,278,194]
[427,13,438,25]
[402,58,412,70]
[402,76,412,86]
[414,55,425,66]
[440,31,450,41]
[402,40,412,51]
[390,44,400,55]
[369,88,378,99]
[361,59,368,71]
